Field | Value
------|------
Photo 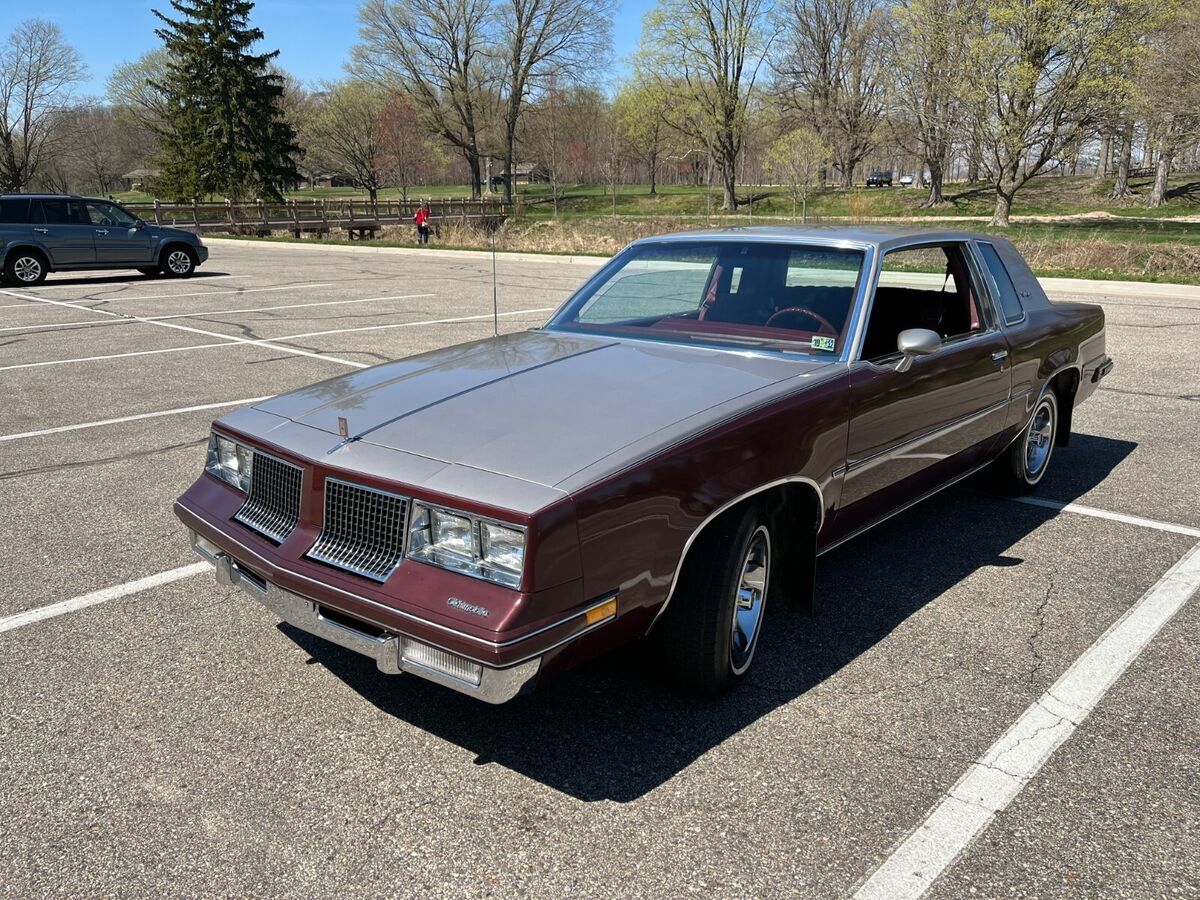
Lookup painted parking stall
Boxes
[1,240,1198,896]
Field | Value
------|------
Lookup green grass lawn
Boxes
[108,172,1200,221]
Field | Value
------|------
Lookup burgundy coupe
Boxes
[175,227,1113,702]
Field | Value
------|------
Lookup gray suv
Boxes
[0,194,209,285]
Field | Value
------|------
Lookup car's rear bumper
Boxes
[188,530,542,703]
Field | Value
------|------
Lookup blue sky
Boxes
[44,0,650,99]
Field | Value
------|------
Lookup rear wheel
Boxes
[995,390,1058,494]
[4,249,48,286]
[161,245,197,278]
[659,504,772,695]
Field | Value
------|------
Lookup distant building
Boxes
[121,167,161,191]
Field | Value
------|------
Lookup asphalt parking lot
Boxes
[1,238,1197,898]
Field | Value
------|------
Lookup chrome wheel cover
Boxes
[13,256,41,282]
[730,526,770,674]
[167,250,192,274]
[1025,398,1055,478]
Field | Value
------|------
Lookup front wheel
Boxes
[658,505,772,695]
[995,390,1058,494]
[161,245,197,278]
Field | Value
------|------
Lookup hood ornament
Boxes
[337,416,349,438]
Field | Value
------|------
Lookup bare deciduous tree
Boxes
[886,0,971,205]
[766,126,828,221]
[307,80,387,201]
[376,90,435,201]
[355,0,491,198]
[494,0,616,204]
[775,0,886,188]
[639,0,773,210]
[1136,3,1200,207]
[0,19,85,191]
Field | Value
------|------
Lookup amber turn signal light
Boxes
[585,597,617,626]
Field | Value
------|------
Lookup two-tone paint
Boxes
[174,226,1112,699]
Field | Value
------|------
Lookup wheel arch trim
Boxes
[646,475,824,633]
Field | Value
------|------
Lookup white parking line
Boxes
[853,540,1200,900]
[0,292,435,334]
[0,562,212,635]
[0,306,554,371]
[1011,495,1200,538]
[0,286,368,370]
[0,396,274,443]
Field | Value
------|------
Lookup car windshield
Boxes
[547,240,865,355]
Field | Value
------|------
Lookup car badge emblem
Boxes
[448,597,489,618]
[337,416,349,438]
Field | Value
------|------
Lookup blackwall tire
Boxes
[996,390,1058,495]
[4,250,48,286]
[161,245,197,278]
[658,504,772,695]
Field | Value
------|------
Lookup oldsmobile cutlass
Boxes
[175,227,1113,703]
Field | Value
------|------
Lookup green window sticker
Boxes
[811,336,836,352]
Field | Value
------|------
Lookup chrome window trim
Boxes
[646,475,825,632]
[543,237,876,365]
[849,238,1002,363]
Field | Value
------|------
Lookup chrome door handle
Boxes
[992,349,1008,363]
[95,229,109,235]
[33,227,48,234]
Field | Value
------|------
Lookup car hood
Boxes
[254,330,834,489]
[148,224,197,241]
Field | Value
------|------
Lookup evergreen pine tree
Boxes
[151,0,300,200]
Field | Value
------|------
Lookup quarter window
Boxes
[977,242,1024,323]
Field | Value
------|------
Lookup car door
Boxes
[86,200,155,265]
[32,199,97,267]
[834,241,1011,537]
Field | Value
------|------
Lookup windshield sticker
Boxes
[811,336,837,352]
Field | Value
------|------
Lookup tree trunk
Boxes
[966,141,980,183]
[1098,132,1112,176]
[1147,150,1172,207]
[503,128,516,204]
[720,162,736,211]
[925,159,945,206]
[1109,122,1134,200]
[991,188,1014,227]
[649,151,657,194]
[467,151,482,200]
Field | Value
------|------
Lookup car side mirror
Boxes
[895,328,941,373]
[133,219,145,230]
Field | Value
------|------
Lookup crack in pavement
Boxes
[1027,576,1054,686]
[0,437,206,481]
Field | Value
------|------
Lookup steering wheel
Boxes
[765,306,837,334]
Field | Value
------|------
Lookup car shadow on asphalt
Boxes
[34,271,235,288]
[282,432,1135,803]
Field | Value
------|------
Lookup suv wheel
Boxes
[161,245,197,278]
[4,250,48,286]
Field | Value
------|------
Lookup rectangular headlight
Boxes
[406,502,525,589]
[205,431,253,492]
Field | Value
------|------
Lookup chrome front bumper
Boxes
[190,531,540,703]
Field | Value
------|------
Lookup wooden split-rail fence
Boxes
[122,198,509,239]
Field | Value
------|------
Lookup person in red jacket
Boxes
[414,201,431,244]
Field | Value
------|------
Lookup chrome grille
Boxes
[307,479,409,581]
[234,451,303,543]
